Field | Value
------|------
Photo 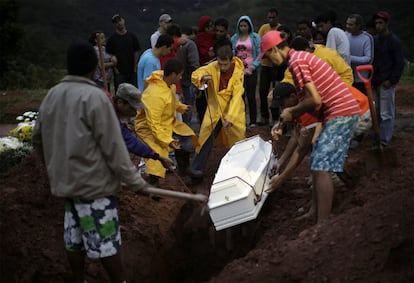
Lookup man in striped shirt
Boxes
[258,31,360,223]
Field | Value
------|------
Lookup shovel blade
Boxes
[364,147,398,171]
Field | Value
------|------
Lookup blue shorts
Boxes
[310,115,359,172]
[63,196,121,258]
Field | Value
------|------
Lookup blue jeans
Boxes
[182,85,196,126]
[373,85,395,146]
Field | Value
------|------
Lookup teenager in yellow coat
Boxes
[187,41,246,182]
[135,59,199,185]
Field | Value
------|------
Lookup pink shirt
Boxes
[287,49,360,123]
[235,35,254,74]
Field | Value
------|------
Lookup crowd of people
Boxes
[32,7,405,282]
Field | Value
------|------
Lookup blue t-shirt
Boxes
[137,48,161,92]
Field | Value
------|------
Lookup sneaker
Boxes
[349,140,360,149]
[249,123,257,128]
[138,159,146,175]
[380,142,389,147]
[186,168,204,178]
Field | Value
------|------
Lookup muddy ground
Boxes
[1,84,413,282]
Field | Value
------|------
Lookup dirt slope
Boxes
[0,84,413,282]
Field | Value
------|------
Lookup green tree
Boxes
[0,0,24,82]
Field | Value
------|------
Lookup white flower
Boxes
[87,249,100,259]
[76,204,92,217]
[70,228,82,244]
[91,198,110,210]
[99,208,118,224]
[64,211,76,227]
[100,241,117,257]
[0,137,23,153]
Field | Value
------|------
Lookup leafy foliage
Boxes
[1,0,412,89]
[0,142,33,173]
[0,0,24,80]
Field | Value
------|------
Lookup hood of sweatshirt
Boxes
[235,15,255,36]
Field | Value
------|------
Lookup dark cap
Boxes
[374,11,390,22]
[112,14,122,23]
[116,83,143,110]
[273,82,296,102]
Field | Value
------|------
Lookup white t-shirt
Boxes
[326,27,351,65]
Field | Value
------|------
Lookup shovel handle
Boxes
[356,65,374,90]
[356,65,382,147]
[142,187,208,202]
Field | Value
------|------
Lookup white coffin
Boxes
[208,135,275,231]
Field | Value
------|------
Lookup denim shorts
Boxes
[310,115,359,172]
[64,196,121,258]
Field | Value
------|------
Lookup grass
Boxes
[0,89,47,123]
[400,74,414,84]
[401,61,414,83]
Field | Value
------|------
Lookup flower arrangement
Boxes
[0,111,37,172]
[0,136,24,154]
[0,136,33,172]
[7,111,38,142]
[16,111,38,122]
[8,121,36,142]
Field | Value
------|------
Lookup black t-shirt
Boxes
[106,31,140,75]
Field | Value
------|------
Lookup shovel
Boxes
[355,65,398,170]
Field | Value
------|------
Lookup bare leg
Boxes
[100,253,125,283]
[295,184,316,221]
[66,250,85,282]
[313,170,334,222]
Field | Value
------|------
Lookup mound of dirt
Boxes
[1,85,413,282]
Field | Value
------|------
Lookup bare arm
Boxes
[281,82,321,121]
[267,128,315,193]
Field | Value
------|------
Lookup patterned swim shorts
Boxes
[64,196,121,258]
[310,115,359,172]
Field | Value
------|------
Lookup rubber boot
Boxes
[175,150,203,178]
[147,174,161,201]
[175,149,190,176]
[147,174,160,187]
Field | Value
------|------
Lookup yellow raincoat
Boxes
[135,71,198,178]
[283,44,354,86]
[191,57,246,152]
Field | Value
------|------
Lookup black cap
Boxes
[274,82,296,100]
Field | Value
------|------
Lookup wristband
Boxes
[151,153,160,160]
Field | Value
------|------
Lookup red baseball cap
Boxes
[374,11,391,22]
[258,31,285,60]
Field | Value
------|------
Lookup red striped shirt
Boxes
[287,49,360,123]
